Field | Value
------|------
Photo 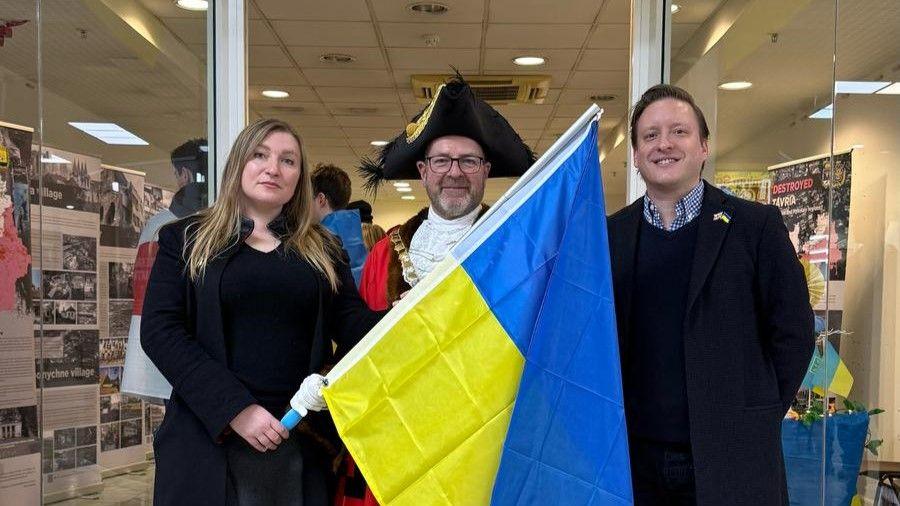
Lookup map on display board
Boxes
[0,122,40,506]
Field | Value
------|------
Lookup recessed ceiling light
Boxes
[835,81,891,94]
[175,0,208,11]
[875,82,900,94]
[68,122,149,145]
[401,195,416,200]
[809,103,833,119]
[408,2,449,15]
[320,53,356,64]
[371,140,389,147]
[513,56,546,66]
[392,181,410,187]
[718,81,753,91]
[397,187,413,192]
[65,205,75,210]
[671,4,681,13]
[262,89,289,99]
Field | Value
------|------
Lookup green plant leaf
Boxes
[868,408,885,416]
[865,439,883,456]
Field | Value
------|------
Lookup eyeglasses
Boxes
[424,155,485,174]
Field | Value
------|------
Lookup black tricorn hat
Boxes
[359,75,535,193]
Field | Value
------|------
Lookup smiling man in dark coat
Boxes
[607,84,815,505]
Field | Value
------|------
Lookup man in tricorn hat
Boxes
[356,76,534,311]
[335,77,533,506]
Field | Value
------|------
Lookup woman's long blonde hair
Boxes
[184,118,341,291]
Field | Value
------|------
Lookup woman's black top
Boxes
[221,243,319,416]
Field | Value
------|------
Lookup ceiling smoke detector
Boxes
[590,94,617,102]
[320,53,356,64]
[408,2,449,15]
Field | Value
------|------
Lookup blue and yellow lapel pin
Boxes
[713,211,732,224]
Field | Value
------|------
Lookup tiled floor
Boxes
[52,466,154,505]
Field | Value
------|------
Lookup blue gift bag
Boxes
[321,209,368,286]
[782,412,869,506]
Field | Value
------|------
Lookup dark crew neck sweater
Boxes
[220,243,320,416]
[624,217,700,444]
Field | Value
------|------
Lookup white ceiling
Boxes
[2,0,893,224]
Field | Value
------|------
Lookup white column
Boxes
[208,0,247,198]
[626,0,671,204]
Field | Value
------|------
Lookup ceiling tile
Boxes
[388,49,480,70]
[286,46,386,69]
[304,69,393,87]
[372,0,485,23]
[578,49,629,70]
[249,20,279,45]
[254,0,371,21]
[493,103,557,118]
[249,67,307,86]
[489,0,601,24]
[598,0,630,23]
[316,87,400,103]
[273,114,339,127]
[249,46,293,67]
[334,115,405,128]
[487,24,591,49]
[328,103,405,116]
[250,100,330,115]
[672,23,702,52]
[162,18,207,45]
[566,71,629,89]
[304,138,353,147]
[270,21,378,46]
[587,24,631,49]
[379,23,483,48]
[343,127,405,138]
[295,126,345,138]
[509,117,550,130]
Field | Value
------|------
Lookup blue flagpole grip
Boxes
[281,409,304,430]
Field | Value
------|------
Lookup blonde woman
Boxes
[141,119,380,506]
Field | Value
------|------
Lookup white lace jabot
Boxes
[406,206,480,285]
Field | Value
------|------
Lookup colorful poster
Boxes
[0,121,40,506]
[768,151,852,311]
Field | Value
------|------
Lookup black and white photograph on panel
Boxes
[42,271,72,300]
[76,425,97,447]
[82,273,97,300]
[100,337,126,364]
[100,395,120,424]
[54,301,77,325]
[107,262,134,299]
[120,394,142,420]
[120,418,142,448]
[54,427,76,450]
[77,302,97,325]
[99,168,143,248]
[62,234,97,272]
[40,300,55,324]
[29,148,102,213]
[100,422,120,452]
[0,406,38,444]
[76,445,98,467]
[54,448,77,471]
[70,274,86,300]
[37,330,99,388]
[108,300,132,337]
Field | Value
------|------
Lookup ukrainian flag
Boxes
[323,106,632,505]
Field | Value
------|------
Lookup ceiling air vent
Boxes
[411,74,552,105]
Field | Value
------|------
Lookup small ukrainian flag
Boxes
[714,211,732,223]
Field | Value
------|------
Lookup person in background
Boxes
[607,84,814,505]
[141,119,381,506]
[312,164,367,284]
[122,138,209,401]
[345,200,385,251]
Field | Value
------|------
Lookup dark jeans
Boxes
[629,438,697,506]
[224,434,327,506]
